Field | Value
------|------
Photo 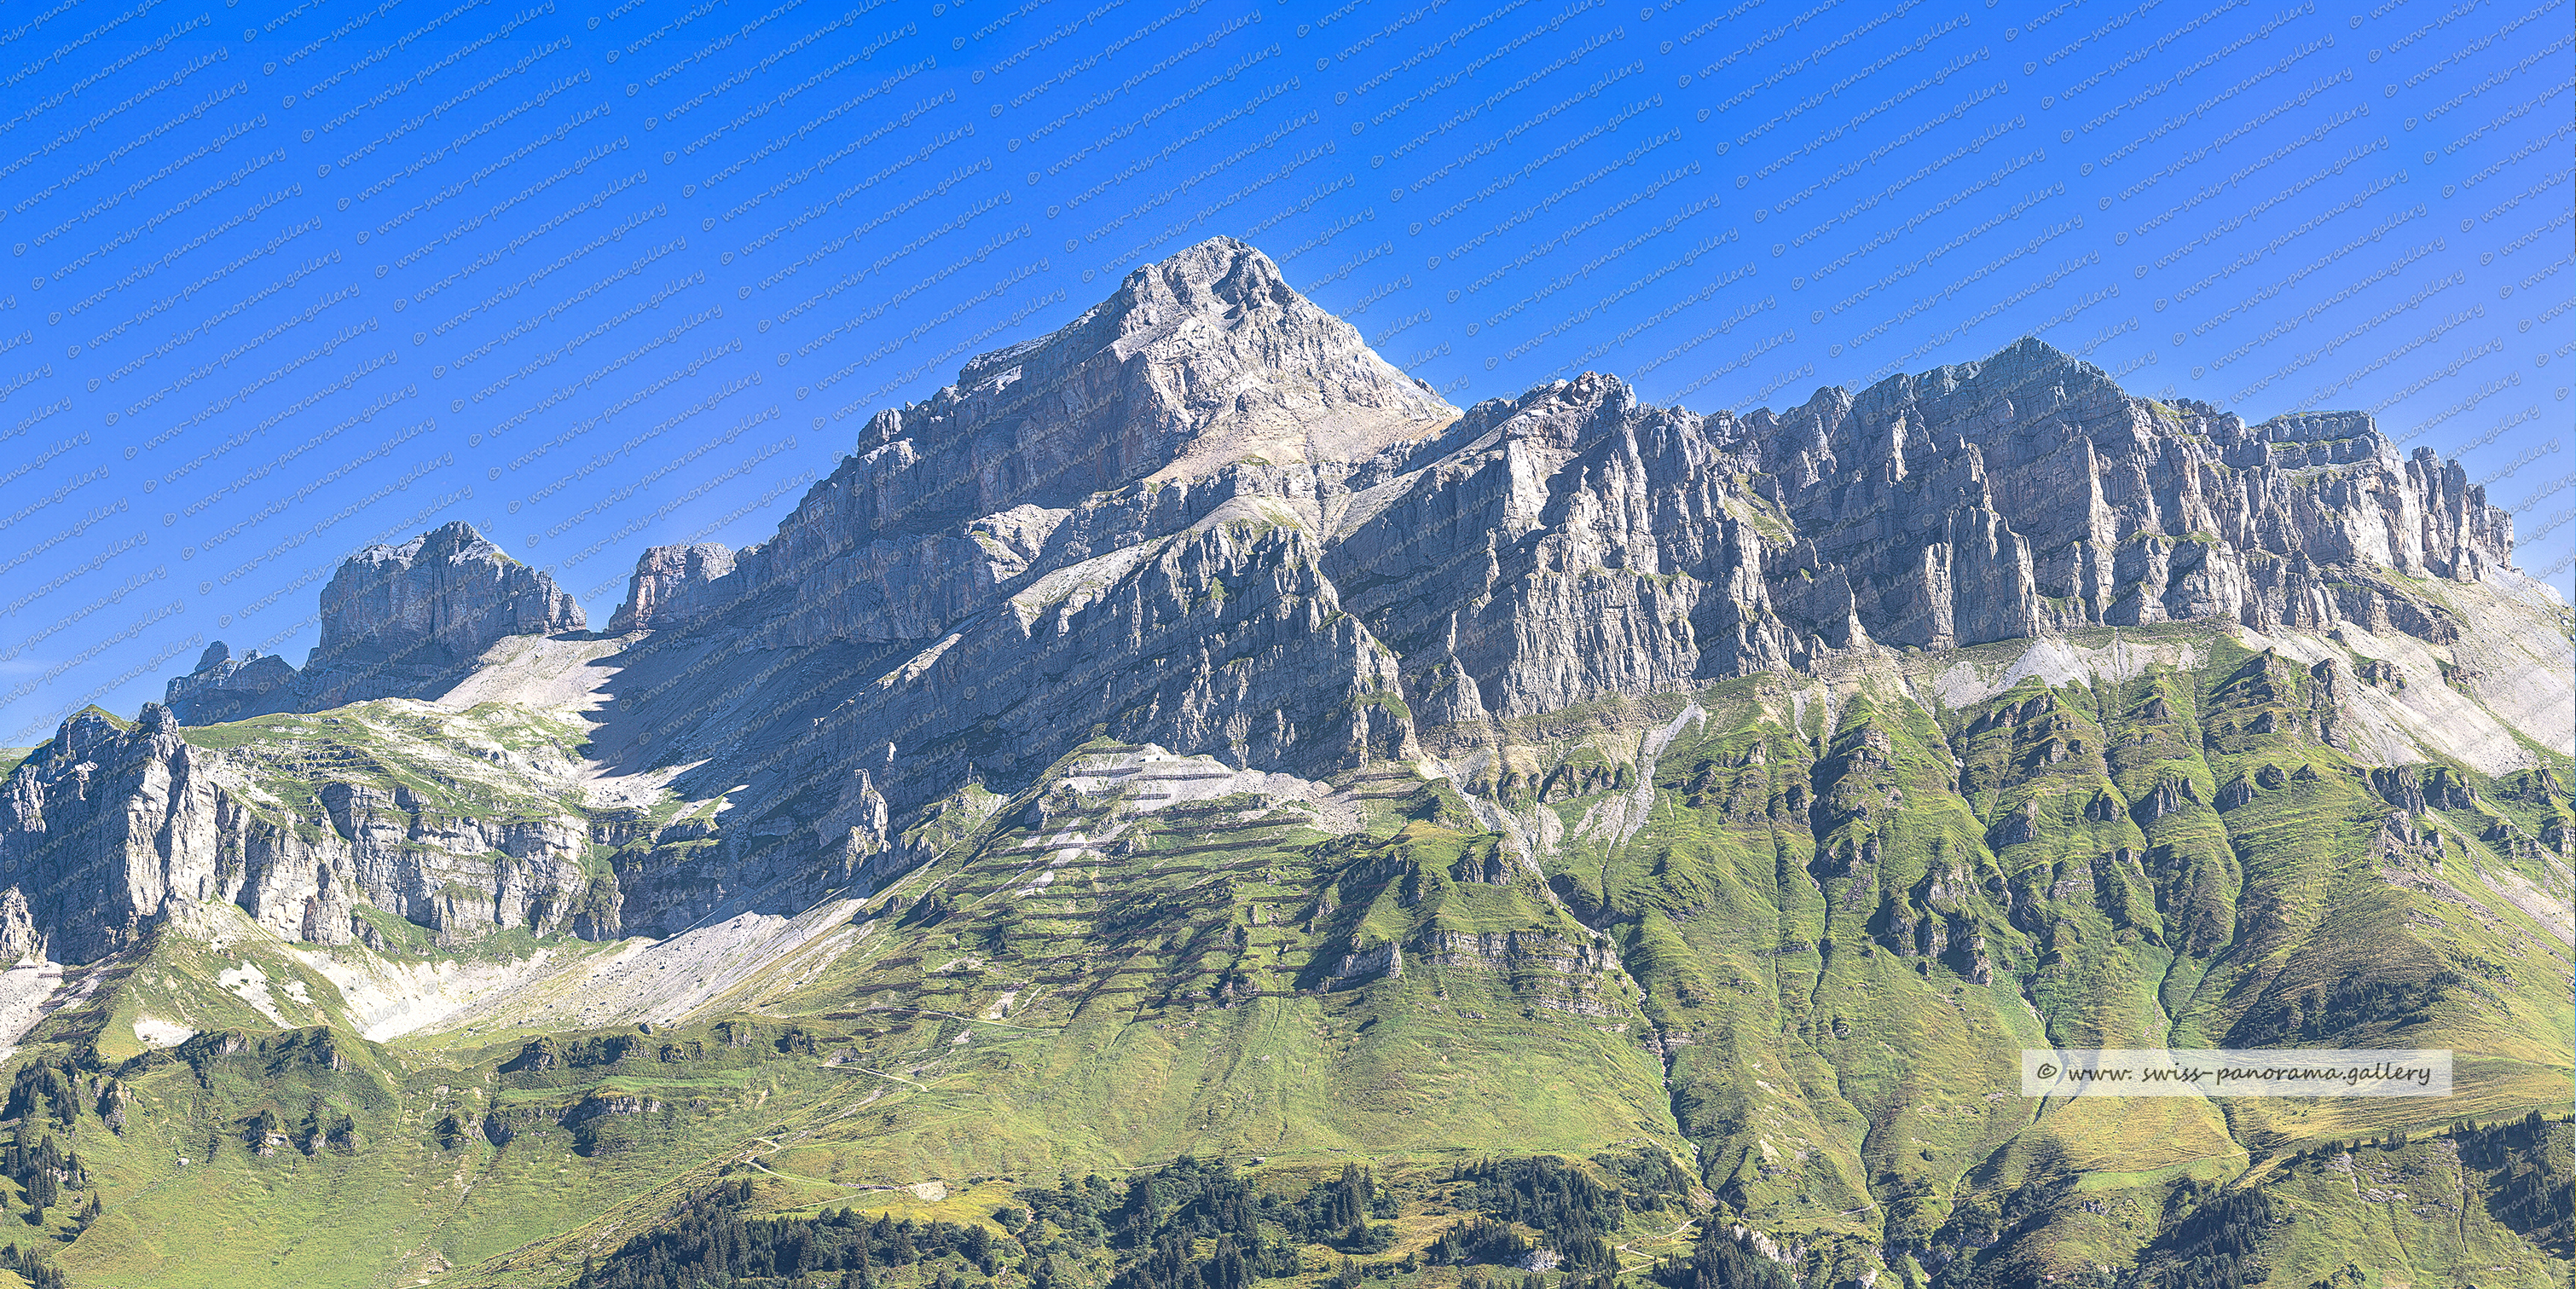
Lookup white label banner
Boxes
[2021,1049,2454,1097]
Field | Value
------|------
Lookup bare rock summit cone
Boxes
[310,520,584,679]
[165,523,585,723]
[607,236,1458,644]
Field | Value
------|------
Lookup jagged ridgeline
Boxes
[0,238,2563,1287]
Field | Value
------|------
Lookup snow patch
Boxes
[132,1016,194,1048]
[217,961,288,1026]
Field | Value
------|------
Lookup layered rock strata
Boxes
[164,523,586,723]
[29,235,2549,962]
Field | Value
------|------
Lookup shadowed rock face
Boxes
[163,643,299,725]
[84,236,2552,956]
[312,521,584,673]
[165,523,587,723]
[570,239,2533,926]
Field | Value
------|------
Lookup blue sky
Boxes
[0,0,2566,741]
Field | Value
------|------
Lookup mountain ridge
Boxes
[59,234,2573,962]
[0,236,2562,1289]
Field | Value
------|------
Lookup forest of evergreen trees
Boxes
[1639,1217,1791,1289]
[575,1180,1006,1289]
[577,1159,1415,1289]
[1447,1158,1625,1274]
[2443,1112,2572,1258]
[1,1058,95,1228]
[0,1243,65,1289]
[552,1125,2576,1289]
[2130,1184,2273,1289]
[576,1154,1719,1289]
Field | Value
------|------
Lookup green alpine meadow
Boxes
[0,241,2563,1288]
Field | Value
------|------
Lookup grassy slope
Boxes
[0,625,2562,1288]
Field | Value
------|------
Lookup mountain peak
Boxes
[860,237,1454,523]
[308,523,582,690]
[50,223,2569,1289]
[1854,334,2119,408]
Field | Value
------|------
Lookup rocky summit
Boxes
[0,238,2565,1289]
[163,522,588,724]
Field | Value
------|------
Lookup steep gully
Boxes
[1492,662,2285,1235]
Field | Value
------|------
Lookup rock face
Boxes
[0,702,608,962]
[163,523,585,724]
[305,522,584,699]
[607,543,736,633]
[163,643,299,725]
[55,237,2570,958]
[0,704,223,962]
[1746,339,2509,649]
[662,235,1456,649]
[575,240,2543,928]
[1329,373,1797,721]
[0,887,41,964]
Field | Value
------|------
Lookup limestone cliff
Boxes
[606,543,735,633]
[55,236,2563,963]
[304,521,585,699]
[1747,338,2509,649]
[0,702,607,962]
[164,523,587,724]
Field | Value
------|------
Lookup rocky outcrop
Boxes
[1413,928,1619,1014]
[303,523,583,704]
[0,705,216,959]
[161,524,585,724]
[164,643,300,725]
[0,703,606,962]
[0,887,42,964]
[707,513,1421,862]
[1323,941,1401,986]
[607,543,737,633]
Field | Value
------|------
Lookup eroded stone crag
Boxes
[0,236,2550,961]
[164,522,587,725]
[0,703,610,962]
